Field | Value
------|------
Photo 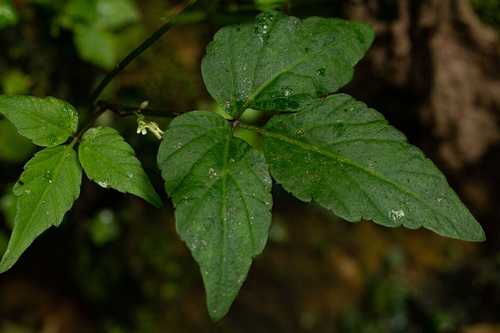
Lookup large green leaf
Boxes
[0,95,78,147]
[78,126,163,208]
[201,11,374,117]
[157,111,272,320]
[262,94,485,241]
[0,145,82,273]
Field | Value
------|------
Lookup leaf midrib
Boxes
[261,127,479,236]
[213,126,232,314]
[23,146,74,223]
[0,146,75,272]
[80,140,136,181]
[4,99,75,141]
[240,34,358,114]
[166,127,229,194]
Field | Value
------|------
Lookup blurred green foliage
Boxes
[53,0,140,68]
[0,0,18,29]
[1,0,140,69]
[1,70,32,95]
[470,0,500,32]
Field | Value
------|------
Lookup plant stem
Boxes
[81,0,198,106]
[234,121,268,135]
[73,104,108,143]
[98,100,184,118]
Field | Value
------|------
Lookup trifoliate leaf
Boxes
[0,145,82,273]
[201,11,374,117]
[157,111,272,320]
[0,95,78,147]
[78,126,163,208]
[262,94,485,241]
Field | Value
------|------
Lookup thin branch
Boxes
[234,121,266,134]
[97,100,185,117]
[79,0,198,107]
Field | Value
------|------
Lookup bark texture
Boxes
[345,0,500,170]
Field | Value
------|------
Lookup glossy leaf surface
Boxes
[157,111,272,320]
[201,11,374,117]
[262,94,485,241]
[78,126,162,208]
[0,95,78,147]
[0,145,81,273]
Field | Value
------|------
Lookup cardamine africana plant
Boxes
[0,11,485,320]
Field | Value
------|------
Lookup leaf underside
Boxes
[78,126,163,208]
[201,11,374,117]
[157,111,272,320]
[0,145,82,273]
[0,95,78,147]
[262,94,485,241]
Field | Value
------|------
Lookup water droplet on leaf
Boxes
[42,170,53,183]
[388,209,405,222]
[97,179,109,188]
[332,122,346,137]
[48,133,58,145]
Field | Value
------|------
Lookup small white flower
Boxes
[148,121,164,139]
[135,113,164,139]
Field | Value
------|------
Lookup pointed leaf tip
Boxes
[78,126,163,208]
[262,94,484,242]
[0,95,78,147]
[158,111,273,319]
[201,11,374,117]
[0,146,81,273]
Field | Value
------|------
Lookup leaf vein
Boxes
[245,35,357,107]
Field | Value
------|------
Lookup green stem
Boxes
[234,121,268,135]
[73,104,108,144]
[80,0,198,106]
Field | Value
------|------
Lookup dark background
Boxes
[1,0,499,332]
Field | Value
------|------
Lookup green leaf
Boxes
[0,145,82,273]
[96,0,139,29]
[0,0,18,29]
[0,95,78,147]
[56,0,96,28]
[262,94,485,241]
[157,111,272,320]
[78,126,163,208]
[201,11,374,117]
[73,24,116,68]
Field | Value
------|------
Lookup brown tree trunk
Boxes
[345,0,500,170]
